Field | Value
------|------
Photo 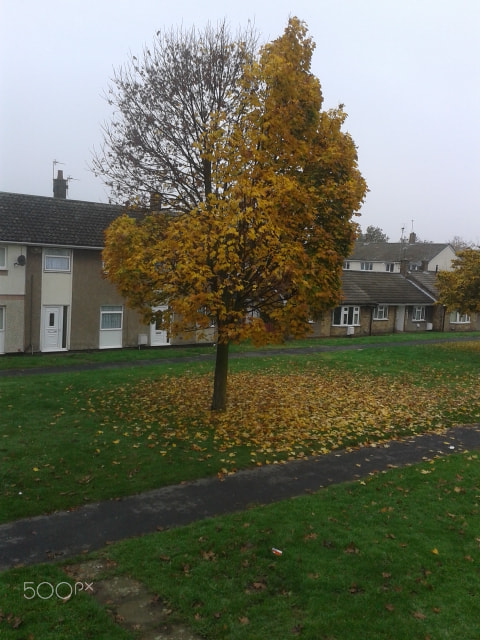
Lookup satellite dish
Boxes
[16,255,26,266]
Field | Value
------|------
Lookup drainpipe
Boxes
[29,274,34,353]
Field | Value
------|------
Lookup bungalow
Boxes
[310,271,438,337]
[406,270,480,333]
[323,241,480,336]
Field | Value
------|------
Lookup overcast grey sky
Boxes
[1,0,479,243]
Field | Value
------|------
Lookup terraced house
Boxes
[0,173,211,354]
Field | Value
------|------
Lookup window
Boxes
[450,311,470,324]
[332,306,360,326]
[343,261,351,270]
[411,306,425,321]
[0,246,6,269]
[373,305,388,320]
[361,262,373,271]
[44,248,71,272]
[385,263,394,272]
[100,305,123,330]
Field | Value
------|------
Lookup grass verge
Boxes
[1,339,480,523]
[1,331,479,371]
[1,451,479,639]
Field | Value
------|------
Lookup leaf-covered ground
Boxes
[82,348,480,471]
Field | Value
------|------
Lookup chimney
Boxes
[150,192,161,211]
[53,170,68,199]
[408,232,416,244]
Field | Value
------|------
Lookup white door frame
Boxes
[41,305,64,352]
[395,305,406,332]
[150,305,170,346]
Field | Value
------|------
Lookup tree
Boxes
[358,225,389,242]
[448,236,476,252]
[92,21,258,209]
[101,18,367,410]
[436,248,480,314]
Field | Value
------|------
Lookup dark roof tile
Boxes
[350,241,452,263]
[341,271,435,305]
[0,192,128,248]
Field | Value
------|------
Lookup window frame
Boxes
[450,311,470,324]
[411,306,426,322]
[361,262,373,271]
[332,305,361,326]
[44,247,71,272]
[385,262,394,272]
[100,305,123,330]
[0,246,6,269]
[373,305,389,320]
[0,306,5,331]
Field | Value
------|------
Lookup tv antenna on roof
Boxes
[52,159,64,177]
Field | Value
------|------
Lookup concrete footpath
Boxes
[2,424,480,571]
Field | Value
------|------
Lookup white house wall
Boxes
[1,244,27,295]
[428,246,456,272]
[347,260,401,273]
[0,243,27,353]
[40,249,73,351]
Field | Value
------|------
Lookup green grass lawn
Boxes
[1,336,480,523]
[1,452,479,639]
[1,335,480,639]
[1,330,478,371]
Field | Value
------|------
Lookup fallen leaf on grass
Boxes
[0,612,23,629]
[303,532,317,541]
[348,583,364,594]
[79,360,480,467]
[252,581,266,590]
[412,611,426,620]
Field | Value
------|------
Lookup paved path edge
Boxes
[1,424,480,571]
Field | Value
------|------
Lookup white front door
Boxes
[150,306,170,346]
[42,306,63,351]
[395,305,406,332]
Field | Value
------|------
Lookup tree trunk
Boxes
[211,341,229,411]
